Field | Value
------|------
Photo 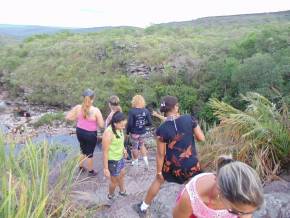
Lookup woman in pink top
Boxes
[173,156,264,218]
[66,89,104,176]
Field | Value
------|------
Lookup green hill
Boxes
[0,10,289,121]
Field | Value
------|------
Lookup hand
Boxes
[152,111,158,117]
[156,172,164,181]
[124,149,128,159]
[103,168,110,178]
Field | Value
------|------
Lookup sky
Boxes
[1,0,290,28]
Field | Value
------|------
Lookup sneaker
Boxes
[132,202,148,218]
[107,193,115,200]
[132,160,139,166]
[88,170,97,177]
[119,190,128,196]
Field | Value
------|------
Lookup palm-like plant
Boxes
[204,92,290,179]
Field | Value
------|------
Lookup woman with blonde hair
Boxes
[126,95,152,169]
[105,95,122,128]
[173,156,264,218]
[66,89,104,176]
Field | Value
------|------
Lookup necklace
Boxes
[165,114,179,132]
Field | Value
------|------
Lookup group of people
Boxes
[66,89,264,218]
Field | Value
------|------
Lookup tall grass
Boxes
[201,92,290,180]
[0,134,87,218]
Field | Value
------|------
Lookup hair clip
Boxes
[160,102,166,107]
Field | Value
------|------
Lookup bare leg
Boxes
[140,144,147,157]
[132,149,139,160]
[116,169,126,192]
[144,176,165,205]
[140,145,149,168]
[87,157,94,171]
[79,154,86,167]
[109,176,118,195]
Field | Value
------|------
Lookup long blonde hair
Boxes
[81,89,95,119]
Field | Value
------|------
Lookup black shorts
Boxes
[76,127,97,157]
[162,162,202,184]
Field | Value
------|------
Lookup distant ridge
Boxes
[157,10,290,27]
[0,24,139,40]
[0,10,290,39]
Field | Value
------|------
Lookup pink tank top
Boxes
[184,173,238,218]
[76,111,98,131]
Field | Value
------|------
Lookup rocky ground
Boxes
[1,93,290,218]
[69,151,290,218]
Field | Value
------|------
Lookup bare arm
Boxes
[173,189,193,218]
[102,129,112,177]
[194,125,205,142]
[156,138,166,174]
[65,105,80,121]
[152,111,166,122]
[95,108,104,129]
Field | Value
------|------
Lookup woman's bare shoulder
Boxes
[195,173,216,197]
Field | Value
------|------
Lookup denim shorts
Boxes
[108,159,125,177]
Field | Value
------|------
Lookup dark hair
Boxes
[160,96,178,114]
[146,102,157,115]
[110,111,126,138]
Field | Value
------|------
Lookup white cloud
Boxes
[0,0,290,27]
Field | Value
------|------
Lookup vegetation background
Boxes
[0,10,289,217]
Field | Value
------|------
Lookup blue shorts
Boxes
[108,159,125,177]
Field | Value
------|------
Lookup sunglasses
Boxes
[227,208,257,216]
[219,194,258,216]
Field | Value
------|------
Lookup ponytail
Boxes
[110,111,126,138]
[216,155,234,173]
[82,96,92,119]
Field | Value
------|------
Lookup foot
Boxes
[132,202,148,218]
[132,159,139,166]
[107,193,115,200]
[79,166,86,173]
[119,190,128,196]
[88,170,97,177]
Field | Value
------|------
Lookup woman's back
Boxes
[75,105,99,131]
[157,115,198,169]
